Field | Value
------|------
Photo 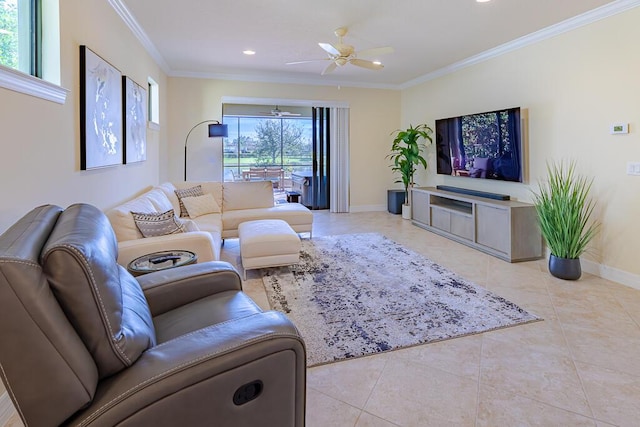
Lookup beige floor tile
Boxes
[3,414,23,427]
[561,323,640,377]
[355,412,400,427]
[483,318,571,358]
[306,387,362,427]
[392,334,483,380]
[480,336,592,416]
[364,358,477,426]
[308,354,389,408]
[477,384,598,426]
[576,361,640,426]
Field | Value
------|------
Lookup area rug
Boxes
[262,233,541,367]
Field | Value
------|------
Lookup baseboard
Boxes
[349,204,386,213]
[0,391,15,425]
[582,259,640,290]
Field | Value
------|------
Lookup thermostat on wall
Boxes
[610,123,629,134]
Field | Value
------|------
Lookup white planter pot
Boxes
[401,204,411,220]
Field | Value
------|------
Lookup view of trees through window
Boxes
[223,116,313,187]
[0,0,20,69]
[0,0,38,75]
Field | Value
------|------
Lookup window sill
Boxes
[0,64,68,104]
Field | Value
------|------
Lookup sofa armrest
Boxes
[137,261,242,316]
[67,311,306,427]
[116,231,218,268]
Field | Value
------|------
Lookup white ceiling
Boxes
[117,0,626,88]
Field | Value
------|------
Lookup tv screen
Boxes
[435,107,523,183]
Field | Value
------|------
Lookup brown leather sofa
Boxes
[0,203,306,427]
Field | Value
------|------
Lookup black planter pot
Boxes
[549,254,582,280]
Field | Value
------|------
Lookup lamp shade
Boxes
[208,123,228,137]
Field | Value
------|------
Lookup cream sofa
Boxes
[107,180,313,267]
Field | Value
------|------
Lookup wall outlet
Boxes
[626,162,640,175]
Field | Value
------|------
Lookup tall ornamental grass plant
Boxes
[532,161,599,259]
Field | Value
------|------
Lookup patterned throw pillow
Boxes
[181,193,221,218]
[131,209,184,238]
[175,185,204,217]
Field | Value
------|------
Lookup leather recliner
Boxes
[0,203,306,426]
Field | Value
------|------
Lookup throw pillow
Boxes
[181,193,221,218]
[175,185,204,217]
[131,209,184,238]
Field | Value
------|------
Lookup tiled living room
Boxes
[2,1,640,426]
[226,211,640,426]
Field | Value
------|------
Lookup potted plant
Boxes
[387,123,433,219]
[532,160,600,280]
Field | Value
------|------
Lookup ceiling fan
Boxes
[287,27,393,75]
[259,106,301,117]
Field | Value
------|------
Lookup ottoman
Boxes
[238,219,301,279]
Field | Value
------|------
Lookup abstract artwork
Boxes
[122,76,147,164]
[80,45,123,170]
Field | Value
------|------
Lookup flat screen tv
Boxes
[435,107,523,183]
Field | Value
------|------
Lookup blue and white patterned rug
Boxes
[262,233,541,367]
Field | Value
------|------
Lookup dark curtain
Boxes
[311,107,330,210]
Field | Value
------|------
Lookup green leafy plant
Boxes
[532,160,599,259]
[387,123,433,205]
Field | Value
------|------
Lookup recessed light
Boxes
[476,0,491,2]
[243,50,256,55]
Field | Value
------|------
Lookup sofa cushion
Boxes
[156,182,181,213]
[144,188,175,213]
[107,195,157,241]
[175,185,204,217]
[182,193,221,218]
[42,204,156,379]
[222,204,313,233]
[223,181,274,211]
[131,209,185,238]
[190,213,223,234]
[173,181,224,211]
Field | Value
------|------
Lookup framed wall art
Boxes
[122,76,148,164]
[80,45,123,170]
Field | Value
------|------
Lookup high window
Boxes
[0,0,41,77]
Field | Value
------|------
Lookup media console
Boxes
[411,187,542,262]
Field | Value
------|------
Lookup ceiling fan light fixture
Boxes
[373,61,382,65]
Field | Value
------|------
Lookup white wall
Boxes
[166,78,401,210]
[402,7,640,279]
[0,0,167,232]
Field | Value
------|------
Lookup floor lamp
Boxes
[184,120,228,181]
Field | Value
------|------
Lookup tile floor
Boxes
[4,210,640,426]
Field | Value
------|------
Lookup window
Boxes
[222,115,312,187]
[147,76,159,126]
[0,0,41,76]
[0,0,65,104]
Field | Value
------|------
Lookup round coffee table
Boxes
[127,250,197,276]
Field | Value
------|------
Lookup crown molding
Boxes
[110,0,640,91]
[107,0,170,74]
[400,0,640,89]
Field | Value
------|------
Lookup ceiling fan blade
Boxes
[355,46,394,58]
[350,58,384,70]
[318,42,340,56]
[286,59,328,65]
[321,62,338,75]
